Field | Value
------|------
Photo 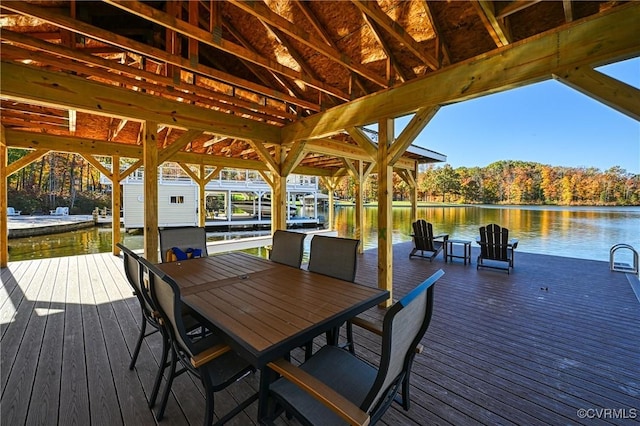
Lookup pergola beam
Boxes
[0,61,281,143]
[104,0,350,101]
[281,3,640,143]
[228,0,388,88]
[553,67,640,121]
[0,0,321,111]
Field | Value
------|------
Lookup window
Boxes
[170,196,184,204]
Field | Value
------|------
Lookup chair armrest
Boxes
[268,358,370,426]
[508,239,519,249]
[433,234,448,241]
[350,317,382,336]
[191,343,231,368]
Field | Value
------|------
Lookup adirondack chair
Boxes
[476,224,519,273]
[7,207,21,216]
[409,220,448,261]
[50,207,69,216]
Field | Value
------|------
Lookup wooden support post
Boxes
[410,165,418,225]
[273,174,286,231]
[1,125,7,267]
[199,164,206,227]
[112,155,122,256]
[356,161,365,254]
[377,118,394,307]
[143,121,159,263]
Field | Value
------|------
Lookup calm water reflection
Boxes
[335,205,639,263]
[7,205,639,263]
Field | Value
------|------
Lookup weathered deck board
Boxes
[1,244,638,426]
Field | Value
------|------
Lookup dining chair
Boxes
[159,226,208,263]
[266,269,445,426]
[307,235,360,355]
[118,243,205,410]
[269,230,306,268]
[139,257,258,425]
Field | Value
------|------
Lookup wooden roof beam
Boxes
[0,1,320,112]
[293,0,369,98]
[281,140,307,177]
[228,0,388,88]
[104,0,351,101]
[553,66,640,121]
[0,42,290,124]
[158,130,204,164]
[420,0,449,67]
[351,0,439,71]
[246,140,279,175]
[474,1,511,47]
[360,14,409,83]
[5,129,144,158]
[282,3,640,142]
[387,106,439,166]
[222,21,301,101]
[6,130,274,171]
[1,61,282,143]
[563,0,574,23]
[6,148,49,176]
[495,1,543,19]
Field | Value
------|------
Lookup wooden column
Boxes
[0,125,7,267]
[112,155,122,256]
[377,118,394,306]
[410,165,418,225]
[143,121,159,263]
[355,161,365,254]
[199,165,206,227]
[321,176,340,232]
[272,174,286,231]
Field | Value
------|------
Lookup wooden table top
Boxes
[156,252,389,367]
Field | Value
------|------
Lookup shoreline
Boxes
[6,215,115,238]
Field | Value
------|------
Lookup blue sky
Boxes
[397,57,639,174]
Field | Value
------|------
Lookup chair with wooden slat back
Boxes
[269,230,306,268]
[139,256,258,424]
[476,223,519,274]
[409,220,448,261]
[267,269,445,426]
[307,235,360,357]
[158,226,208,263]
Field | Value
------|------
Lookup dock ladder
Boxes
[610,243,639,275]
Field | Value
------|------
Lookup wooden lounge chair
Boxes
[7,207,21,216]
[409,220,448,261]
[476,224,518,273]
[266,269,445,426]
[50,206,69,216]
[158,226,208,263]
[139,257,258,424]
[269,230,306,268]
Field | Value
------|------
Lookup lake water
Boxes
[6,205,639,264]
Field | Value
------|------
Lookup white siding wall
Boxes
[123,183,198,228]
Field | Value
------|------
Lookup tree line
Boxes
[334,160,639,206]
[6,151,639,215]
[7,151,110,215]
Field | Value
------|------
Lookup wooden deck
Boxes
[1,243,638,425]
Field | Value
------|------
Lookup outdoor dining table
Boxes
[155,251,389,421]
